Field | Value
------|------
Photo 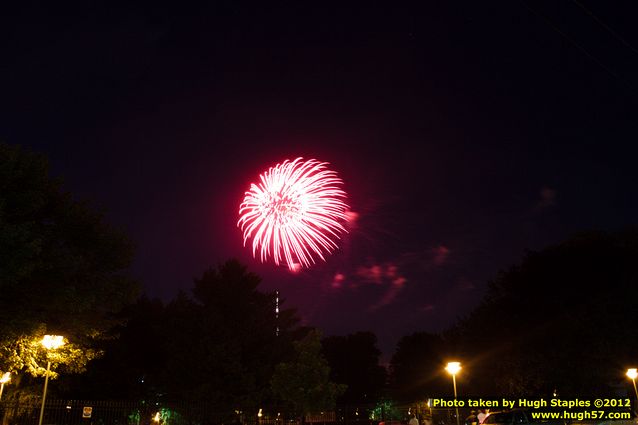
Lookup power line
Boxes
[520,0,636,93]
[570,0,638,57]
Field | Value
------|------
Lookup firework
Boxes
[238,157,349,270]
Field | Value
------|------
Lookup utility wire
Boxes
[570,0,638,57]
[520,0,636,93]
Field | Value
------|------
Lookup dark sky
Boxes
[2,1,638,360]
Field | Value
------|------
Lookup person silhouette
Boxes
[465,411,478,425]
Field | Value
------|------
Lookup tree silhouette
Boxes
[322,331,387,404]
[0,142,138,384]
[389,332,448,402]
[65,260,305,412]
[450,229,638,397]
[271,330,346,419]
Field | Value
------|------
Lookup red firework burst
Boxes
[238,157,349,270]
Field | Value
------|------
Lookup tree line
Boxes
[2,142,637,414]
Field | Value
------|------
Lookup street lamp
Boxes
[626,369,638,401]
[446,362,462,425]
[38,335,65,425]
[0,372,10,401]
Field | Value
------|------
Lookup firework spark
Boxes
[238,157,349,270]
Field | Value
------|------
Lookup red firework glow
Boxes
[238,158,349,270]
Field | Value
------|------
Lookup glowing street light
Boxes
[38,335,65,425]
[446,362,462,425]
[0,372,11,400]
[627,369,638,401]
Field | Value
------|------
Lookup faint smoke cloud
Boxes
[369,284,403,311]
[356,264,384,284]
[386,264,398,278]
[368,264,408,310]
[393,276,406,287]
[432,245,450,265]
[458,277,475,291]
[534,187,557,211]
[346,262,409,310]
[346,210,359,229]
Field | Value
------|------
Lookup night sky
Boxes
[2,1,638,360]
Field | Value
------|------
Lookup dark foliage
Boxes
[321,331,387,404]
[0,142,138,372]
[64,260,305,412]
[389,332,449,402]
[447,229,638,397]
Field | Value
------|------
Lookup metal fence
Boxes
[0,400,223,425]
[0,400,460,425]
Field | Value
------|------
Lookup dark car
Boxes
[483,410,529,425]
[482,410,564,425]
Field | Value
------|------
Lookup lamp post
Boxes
[446,362,461,425]
[38,335,65,425]
[0,372,10,401]
[626,369,638,401]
